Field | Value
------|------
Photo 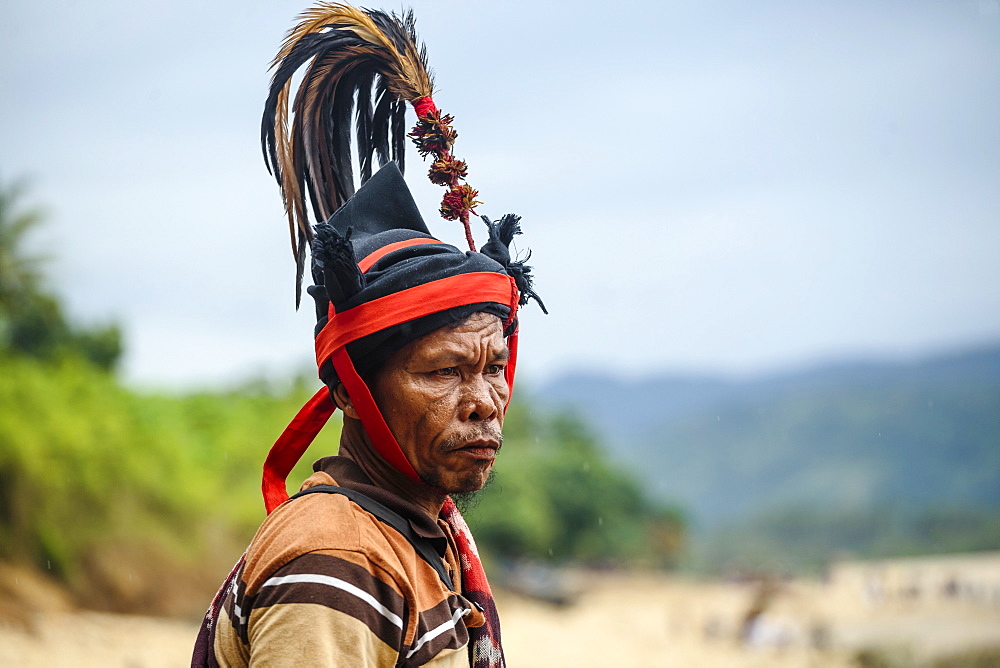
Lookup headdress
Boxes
[256,9,544,663]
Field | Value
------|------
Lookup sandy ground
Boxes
[499,573,851,668]
[0,611,198,668]
[2,563,999,667]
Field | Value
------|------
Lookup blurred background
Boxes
[1,0,998,665]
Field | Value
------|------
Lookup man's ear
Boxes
[332,383,360,420]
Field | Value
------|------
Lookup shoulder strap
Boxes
[289,484,455,591]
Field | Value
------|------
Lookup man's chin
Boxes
[449,470,496,514]
[425,459,495,495]
[451,468,493,494]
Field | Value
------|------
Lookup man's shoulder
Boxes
[241,471,404,594]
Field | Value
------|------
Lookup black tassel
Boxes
[480,215,547,314]
[479,214,512,266]
[311,223,365,306]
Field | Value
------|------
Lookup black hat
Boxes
[308,163,516,385]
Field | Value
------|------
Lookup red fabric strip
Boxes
[331,347,422,483]
[358,238,443,274]
[262,387,336,513]
[315,272,516,368]
[504,329,518,409]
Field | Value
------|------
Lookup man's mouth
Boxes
[451,439,500,460]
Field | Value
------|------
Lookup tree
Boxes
[0,176,122,371]
[0,178,47,313]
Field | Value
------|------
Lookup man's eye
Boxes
[434,367,458,377]
[485,364,505,376]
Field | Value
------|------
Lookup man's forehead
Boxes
[412,314,508,360]
[444,311,505,334]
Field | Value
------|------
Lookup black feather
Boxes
[295,233,308,306]
[372,82,393,167]
[356,72,374,183]
[391,98,406,172]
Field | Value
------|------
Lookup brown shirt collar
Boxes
[310,455,449,555]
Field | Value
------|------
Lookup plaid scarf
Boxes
[441,497,506,668]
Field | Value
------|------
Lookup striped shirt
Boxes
[213,457,485,666]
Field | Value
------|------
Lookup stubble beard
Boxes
[422,429,503,496]
[450,470,497,515]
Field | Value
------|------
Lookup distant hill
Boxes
[535,345,1000,546]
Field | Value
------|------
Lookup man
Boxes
[192,5,542,667]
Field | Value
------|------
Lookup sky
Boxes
[2,0,999,389]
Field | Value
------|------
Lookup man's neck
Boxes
[338,417,447,518]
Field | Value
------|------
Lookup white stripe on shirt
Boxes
[262,572,404,628]
[406,607,472,659]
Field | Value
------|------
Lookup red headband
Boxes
[262,250,520,513]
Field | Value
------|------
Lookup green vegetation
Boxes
[0,353,336,613]
[0,177,683,614]
[466,405,684,568]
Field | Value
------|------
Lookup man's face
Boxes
[371,312,510,494]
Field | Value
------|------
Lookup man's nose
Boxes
[460,376,497,422]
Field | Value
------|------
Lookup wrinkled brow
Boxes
[425,345,510,368]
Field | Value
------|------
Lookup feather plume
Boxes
[262,2,435,305]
